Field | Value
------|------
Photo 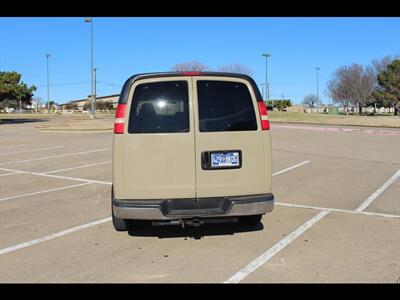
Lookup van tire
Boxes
[112,187,129,231]
[240,215,262,226]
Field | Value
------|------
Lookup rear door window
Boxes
[197,80,257,132]
[128,81,189,133]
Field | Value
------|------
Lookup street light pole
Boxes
[94,68,97,109]
[85,17,95,118]
[46,54,50,116]
[316,67,320,103]
[262,53,271,106]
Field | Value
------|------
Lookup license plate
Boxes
[211,151,240,168]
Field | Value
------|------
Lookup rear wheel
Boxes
[112,186,129,231]
[240,214,262,226]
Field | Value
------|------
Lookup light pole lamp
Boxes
[46,54,50,116]
[262,53,271,105]
[84,17,95,118]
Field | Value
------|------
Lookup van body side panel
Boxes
[192,77,269,198]
[122,77,196,199]
[112,135,125,199]
[263,133,272,193]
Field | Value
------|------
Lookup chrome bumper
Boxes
[113,193,274,220]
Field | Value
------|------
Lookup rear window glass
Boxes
[197,80,257,132]
[128,81,189,133]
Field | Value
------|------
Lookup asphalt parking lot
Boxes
[0,120,399,283]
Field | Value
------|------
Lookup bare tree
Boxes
[171,61,208,72]
[348,64,375,114]
[327,64,375,115]
[327,66,355,114]
[217,64,253,76]
[371,55,399,76]
[302,94,320,110]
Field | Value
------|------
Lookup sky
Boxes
[1,17,399,105]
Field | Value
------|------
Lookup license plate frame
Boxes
[201,150,242,170]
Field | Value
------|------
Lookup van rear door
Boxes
[192,76,269,198]
[122,77,196,199]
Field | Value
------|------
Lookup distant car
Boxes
[112,72,274,231]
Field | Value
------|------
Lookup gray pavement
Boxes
[0,120,399,282]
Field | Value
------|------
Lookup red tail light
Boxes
[257,101,270,130]
[114,103,127,134]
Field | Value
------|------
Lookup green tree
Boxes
[267,99,292,111]
[0,71,37,108]
[373,59,400,115]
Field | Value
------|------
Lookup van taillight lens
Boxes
[114,104,127,134]
[257,101,270,130]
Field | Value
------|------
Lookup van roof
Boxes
[118,72,263,104]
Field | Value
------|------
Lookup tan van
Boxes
[112,72,274,231]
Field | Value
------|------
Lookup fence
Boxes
[302,106,396,114]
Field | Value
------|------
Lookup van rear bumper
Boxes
[113,193,274,220]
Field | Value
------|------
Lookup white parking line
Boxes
[0,217,112,255]
[224,211,330,283]
[0,167,112,186]
[33,172,112,185]
[1,159,303,189]
[0,172,19,177]
[272,160,310,176]
[0,182,91,202]
[275,202,400,219]
[0,161,112,177]
[0,145,64,156]
[5,148,110,164]
[224,167,400,283]
[355,169,400,212]
[44,161,112,174]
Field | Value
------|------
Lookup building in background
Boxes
[60,94,119,111]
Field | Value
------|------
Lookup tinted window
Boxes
[197,81,257,132]
[128,81,189,133]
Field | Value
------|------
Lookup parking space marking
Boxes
[272,160,310,176]
[0,182,91,202]
[224,211,330,283]
[1,159,305,192]
[44,161,112,174]
[276,202,400,219]
[32,172,112,185]
[355,169,400,212]
[0,145,64,156]
[5,148,110,165]
[225,169,400,283]
[0,172,19,177]
[0,217,111,255]
[0,167,112,186]
[0,161,112,177]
